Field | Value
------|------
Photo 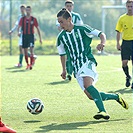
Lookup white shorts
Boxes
[18,34,22,46]
[76,61,98,91]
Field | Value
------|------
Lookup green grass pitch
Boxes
[1,55,133,133]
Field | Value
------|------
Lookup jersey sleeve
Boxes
[76,14,83,25]
[115,17,122,32]
[56,37,66,56]
[83,25,102,37]
[34,18,39,27]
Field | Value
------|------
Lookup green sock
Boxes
[100,92,118,101]
[28,51,31,57]
[86,85,106,112]
[19,54,23,64]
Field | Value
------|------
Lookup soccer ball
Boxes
[27,98,44,115]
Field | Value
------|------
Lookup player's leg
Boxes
[85,90,117,101]
[24,48,30,70]
[76,62,110,120]
[121,40,132,87]
[29,34,35,68]
[84,89,128,109]
[19,46,23,64]
[15,34,23,67]
[29,46,34,70]
[122,60,131,87]
[0,117,16,133]
[83,77,110,120]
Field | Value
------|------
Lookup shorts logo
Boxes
[81,71,84,74]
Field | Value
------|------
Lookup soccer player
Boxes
[9,5,37,67]
[56,0,83,81]
[56,8,129,120]
[115,0,133,88]
[18,6,42,70]
[0,117,16,133]
[9,4,26,67]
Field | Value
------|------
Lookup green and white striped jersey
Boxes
[56,24,102,74]
[71,11,83,25]
[11,14,25,32]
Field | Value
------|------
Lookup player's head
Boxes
[26,6,31,16]
[65,0,74,12]
[20,4,26,14]
[57,8,72,31]
[126,0,133,14]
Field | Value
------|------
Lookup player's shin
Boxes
[86,85,106,112]
[30,54,34,65]
[19,54,23,64]
[25,55,29,65]
[100,92,118,101]
[122,66,130,77]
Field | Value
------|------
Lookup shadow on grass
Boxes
[108,88,133,94]
[7,69,27,73]
[6,67,21,70]
[35,119,126,132]
[5,66,27,73]
[11,69,27,73]
[47,80,70,85]
[24,120,41,123]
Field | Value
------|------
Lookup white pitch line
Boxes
[98,68,122,73]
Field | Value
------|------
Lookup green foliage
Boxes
[0,39,120,55]
[1,0,126,39]
[1,55,132,133]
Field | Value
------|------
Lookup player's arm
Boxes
[56,38,66,79]
[84,25,106,51]
[17,25,21,37]
[36,26,42,44]
[9,20,19,34]
[116,31,121,51]
[115,18,122,51]
[9,24,18,34]
[97,32,106,51]
[17,17,22,37]
[60,55,66,79]
[34,18,42,44]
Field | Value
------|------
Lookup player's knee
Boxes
[84,84,91,89]
[84,90,93,100]
[122,60,128,67]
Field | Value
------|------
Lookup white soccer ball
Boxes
[27,98,44,115]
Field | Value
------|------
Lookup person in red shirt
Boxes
[0,117,16,133]
[18,6,42,70]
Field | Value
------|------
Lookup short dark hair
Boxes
[65,0,74,5]
[20,4,26,8]
[57,8,71,19]
[26,6,31,9]
[126,0,133,4]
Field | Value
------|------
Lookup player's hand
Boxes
[117,43,121,51]
[61,71,66,79]
[18,32,21,37]
[34,37,37,42]
[40,39,42,45]
[9,31,12,35]
[96,43,105,51]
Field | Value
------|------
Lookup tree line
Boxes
[0,0,126,39]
